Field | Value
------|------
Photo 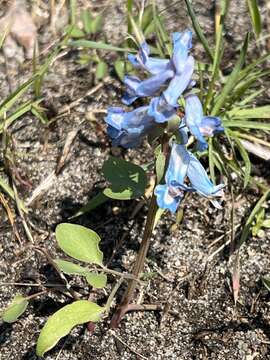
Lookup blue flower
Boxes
[184,94,224,151]
[122,70,174,105]
[148,95,176,123]
[148,55,194,123]
[155,143,224,212]
[105,106,155,148]
[123,30,194,106]
[127,42,171,75]
[163,55,194,107]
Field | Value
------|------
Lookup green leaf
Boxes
[56,223,103,265]
[228,106,270,119]
[0,176,27,213]
[0,100,42,133]
[90,14,103,34]
[184,0,213,60]
[2,294,29,323]
[70,0,77,25]
[233,136,251,188]
[54,259,87,275]
[95,61,108,80]
[153,207,165,229]
[81,9,93,34]
[36,300,104,357]
[85,273,107,288]
[261,277,270,292]
[70,192,108,219]
[70,40,133,53]
[114,59,125,81]
[246,0,262,37]
[102,156,147,200]
[224,120,270,131]
[212,33,249,116]
[239,53,270,81]
[208,138,216,184]
[0,76,37,118]
[153,10,172,56]
[66,25,85,38]
[55,259,107,288]
[262,219,270,228]
[239,189,270,245]
[155,150,166,184]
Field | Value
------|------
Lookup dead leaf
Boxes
[241,139,270,161]
[232,252,240,305]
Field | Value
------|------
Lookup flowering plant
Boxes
[104,29,227,326]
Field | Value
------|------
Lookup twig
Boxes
[33,246,79,300]
[99,265,144,284]
[0,192,22,244]
[105,277,124,314]
[12,182,34,243]
[0,281,67,288]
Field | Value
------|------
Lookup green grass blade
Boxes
[228,105,270,119]
[0,177,27,213]
[239,189,270,245]
[238,88,265,106]
[246,0,262,37]
[0,100,41,133]
[212,33,250,116]
[184,0,213,61]
[70,0,77,26]
[70,40,134,53]
[233,136,251,188]
[208,138,216,184]
[239,52,270,81]
[0,76,37,118]
[70,192,108,219]
[224,120,270,130]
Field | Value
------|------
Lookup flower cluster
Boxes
[105,30,224,213]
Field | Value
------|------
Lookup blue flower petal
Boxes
[165,144,190,186]
[148,96,176,123]
[184,94,209,150]
[184,95,224,151]
[172,30,192,74]
[128,42,171,74]
[200,116,224,136]
[105,106,155,148]
[106,107,125,129]
[163,56,194,106]
[187,153,225,204]
[123,69,174,105]
[154,184,183,213]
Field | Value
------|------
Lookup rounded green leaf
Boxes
[2,294,29,323]
[56,223,103,265]
[102,156,147,200]
[90,14,103,34]
[114,60,125,81]
[81,9,93,34]
[66,25,85,38]
[95,61,108,80]
[262,219,270,228]
[36,300,104,357]
[54,259,87,275]
[85,272,107,289]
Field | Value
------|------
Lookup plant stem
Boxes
[122,192,157,305]
[110,192,157,327]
